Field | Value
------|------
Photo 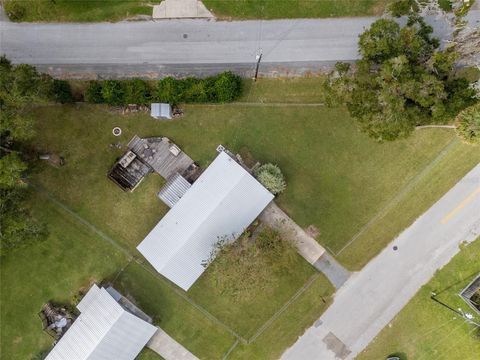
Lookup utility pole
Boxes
[431,292,480,327]
[253,51,262,82]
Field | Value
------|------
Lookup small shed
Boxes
[151,103,172,120]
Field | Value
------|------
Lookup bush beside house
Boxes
[254,163,287,195]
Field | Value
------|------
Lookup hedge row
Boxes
[84,72,242,105]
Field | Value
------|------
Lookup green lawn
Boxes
[3,0,158,22]
[0,193,128,360]
[31,78,480,271]
[228,274,333,359]
[11,76,479,358]
[203,0,390,19]
[112,262,235,359]
[358,238,480,360]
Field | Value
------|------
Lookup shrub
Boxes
[455,103,480,145]
[254,163,286,195]
[85,81,104,103]
[155,77,183,104]
[4,1,26,21]
[51,80,74,103]
[388,0,418,17]
[214,71,242,102]
[123,79,150,105]
[101,80,124,105]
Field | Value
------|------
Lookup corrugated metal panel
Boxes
[158,173,192,208]
[137,151,274,291]
[150,103,172,119]
[45,285,157,360]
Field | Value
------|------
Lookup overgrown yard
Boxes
[3,0,158,22]
[203,0,390,19]
[358,238,480,360]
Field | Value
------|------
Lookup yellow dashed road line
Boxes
[441,187,480,224]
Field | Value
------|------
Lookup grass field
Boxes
[203,0,389,19]
[358,238,480,360]
[3,0,158,22]
[31,78,480,271]
[4,76,478,359]
[0,194,129,359]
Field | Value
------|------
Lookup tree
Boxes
[123,79,150,105]
[254,163,286,195]
[213,71,242,102]
[388,0,418,17]
[325,17,476,141]
[100,80,124,105]
[455,103,480,144]
[0,56,50,255]
[51,79,74,104]
[85,81,104,103]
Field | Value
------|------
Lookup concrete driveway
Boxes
[281,164,480,360]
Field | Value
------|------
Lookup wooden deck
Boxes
[128,136,194,179]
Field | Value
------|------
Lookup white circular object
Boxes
[112,127,122,136]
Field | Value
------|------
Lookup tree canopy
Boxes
[325,16,477,141]
[455,103,480,145]
[0,56,50,255]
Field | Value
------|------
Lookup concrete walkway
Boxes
[260,202,325,264]
[281,163,480,360]
[153,0,214,19]
[147,327,199,360]
[313,253,350,289]
[259,202,350,288]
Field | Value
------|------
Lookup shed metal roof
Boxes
[151,103,172,119]
[45,284,157,360]
[137,151,274,291]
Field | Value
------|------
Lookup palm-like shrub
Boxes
[254,163,286,195]
[455,103,480,145]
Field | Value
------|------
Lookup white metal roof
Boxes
[151,103,172,119]
[45,284,157,360]
[137,151,274,291]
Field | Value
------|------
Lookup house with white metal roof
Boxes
[137,150,274,291]
[45,284,157,360]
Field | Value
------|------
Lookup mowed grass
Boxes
[0,193,128,360]
[113,262,235,359]
[0,193,235,360]
[4,0,157,22]
[358,238,480,360]
[203,0,390,19]
[31,77,480,271]
[228,273,333,360]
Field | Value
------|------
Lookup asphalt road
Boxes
[281,164,480,360]
[1,11,478,78]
